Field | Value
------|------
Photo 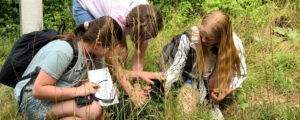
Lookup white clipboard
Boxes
[88,67,119,106]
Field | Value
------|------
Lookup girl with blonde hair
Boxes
[161,10,246,119]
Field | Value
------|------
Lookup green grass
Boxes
[1,0,300,119]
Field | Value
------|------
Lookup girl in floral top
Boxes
[72,0,165,106]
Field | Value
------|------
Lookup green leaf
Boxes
[273,27,286,36]
[287,28,299,43]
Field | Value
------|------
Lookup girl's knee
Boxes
[83,101,102,119]
[177,86,199,113]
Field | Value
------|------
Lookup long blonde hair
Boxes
[196,10,241,90]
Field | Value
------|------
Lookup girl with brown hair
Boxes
[72,0,165,106]
[14,16,123,120]
[161,10,247,119]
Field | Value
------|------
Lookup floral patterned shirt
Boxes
[78,0,149,30]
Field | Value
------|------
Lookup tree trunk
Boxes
[20,0,43,35]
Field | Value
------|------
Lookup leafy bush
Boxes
[201,0,270,27]
[274,27,299,43]
[43,0,75,32]
[0,0,19,38]
[151,0,271,33]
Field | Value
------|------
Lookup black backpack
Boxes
[158,30,196,79]
[158,29,219,80]
[0,24,77,88]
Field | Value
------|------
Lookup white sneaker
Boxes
[211,104,224,120]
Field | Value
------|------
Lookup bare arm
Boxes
[107,37,163,106]
[108,53,148,106]
[105,36,135,95]
[132,40,148,71]
[32,70,99,102]
[210,33,245,103]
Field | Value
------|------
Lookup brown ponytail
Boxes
[73,24,86,37]
[57,16,123,51]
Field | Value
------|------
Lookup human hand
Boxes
[132,71,154,85]
[152,72,166,80]
[133,71,166,85]
[133,83,151,95]
[130,88,147,107]
[143,85,152,95]
[76,82,100,96]
[132,40,148,71]
[211,88,232,104]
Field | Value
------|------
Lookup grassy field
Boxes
[0,0,299,119]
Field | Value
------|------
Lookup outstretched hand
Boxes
[130,83,149,107]
[131,71,166,85]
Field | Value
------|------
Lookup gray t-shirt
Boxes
[14,40,88,106]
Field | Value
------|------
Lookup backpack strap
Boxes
[57,22,66,35]
[158,28,197,79]
[20,40,77,80]
[183,29,193,41]
[64,40,78,73]
[171,29,193,47]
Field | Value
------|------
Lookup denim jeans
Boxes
[184,77,210,100]
[20,91,53,120]
[184,77,193,87]
[72,0,95,24]
[184,77,208,89]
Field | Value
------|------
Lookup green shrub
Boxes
[43,0,75,32]
[0,0,19,38]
